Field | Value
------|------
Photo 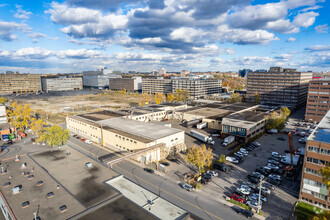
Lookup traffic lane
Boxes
[113,161,245,220]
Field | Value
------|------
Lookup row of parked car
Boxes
[70,133,92,144]
[225,142,261,164]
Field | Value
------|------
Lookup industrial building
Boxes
[41,74,83,92]
[247,67,313,108]
[305,76,330,123]
[66,110,185,162]
[82,68,120,89]
[0,73,41,95]
[299,110,330,210]
[221,110,267,143]
[142,78,222,99]
[109,77,142,92]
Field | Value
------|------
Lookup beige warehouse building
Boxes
[66,111,185,163]
[0,73,41,95]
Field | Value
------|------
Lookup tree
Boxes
[139,93,153,106]
[154,93,166,104]
[186,144,213,174]
[228,93,242,103]
[254,93,261,104]
[319,163,330,187]
[280,107,291,118]
[6,102,32,131]
[30,119,46,137]
[174,89,190,102]
[167,93,175,103]
[38,125,70,147]
[0,97,7,104]
[313,211,330,220]
[218,154,226,164]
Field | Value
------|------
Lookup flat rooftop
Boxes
[77,110,125,122]
[224,110,267,123]
[0,155,85,220]
[308,110,330,143]
[98,118,183,142]
[106,176,187,220]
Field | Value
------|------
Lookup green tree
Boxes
[228,93,242,103]
[0,97,7,104]
[319,163,330,187]
[254,93,261,104]
[186,144,213,174]
[38,125,70,147]
[280,107,291,118]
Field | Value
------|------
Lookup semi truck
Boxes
[196,122,207,130]
[223,136,235,147]
[189,130,215,145]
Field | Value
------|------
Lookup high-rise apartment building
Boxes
[142,78,222,99]
[0,73,41,95]
[299,110,330,210]
[305,77,330,122]
[247,67,313,108]
[238,69,252,77]
[159,68,166,75]
[41,74,83,93]
[109,77,142,92]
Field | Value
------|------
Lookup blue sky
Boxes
[0,0,329,73]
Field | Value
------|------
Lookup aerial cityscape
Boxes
[0,0,329,220]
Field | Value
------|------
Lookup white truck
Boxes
[268,129,278,134]
[189,130,215,145]
[196,122,207,130]
[223,136,235,147]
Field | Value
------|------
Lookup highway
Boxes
[67,138,245,220]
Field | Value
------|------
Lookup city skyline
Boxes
[0,0,329,73]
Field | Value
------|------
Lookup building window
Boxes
[303,178,328,189]
[306,157,326,166]
[307,146,319,153]
[223,125,230,133]
[305,168,321,177]
[320,148,330,155]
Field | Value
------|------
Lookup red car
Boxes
[81,138,86,142]
[230,194,246,203]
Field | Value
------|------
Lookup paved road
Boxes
[67,138,245,220]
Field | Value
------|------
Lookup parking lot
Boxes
[159,109,312,219]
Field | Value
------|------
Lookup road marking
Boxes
[113,164,223,220]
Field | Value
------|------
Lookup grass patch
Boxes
[228,199,263,216]
[294,202,325,220]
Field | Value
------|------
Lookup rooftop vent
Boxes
[12,187,20,194]
[36,181,44,186]
[21,201,29,208]
[59,205,67,213]
[3,182,10,187]
[47,192,54,198]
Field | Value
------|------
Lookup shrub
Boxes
[218,154,226,163]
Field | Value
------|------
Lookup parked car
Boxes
[234,190,245,197]
[251,193,267,202]
[267,177,281,185]
[262,182,275,190]
[248,195,263,205]
[252,142,261,147]
[179,182,193,191]
[226,156,239,164]
[272,152,281,158]
[81,138,86,142]
[248,176,260,184]
[160,162,170,166]
[255,167,268,176]
[257,186,271,195]
[201,177,210,184]
[230,194,246,203]
[247,200,262,210]
[243,182,257,190]
[246,146,254,151]
[85,140,92,144]
[234,152,244,158]
[143,168,154,173]
[213,162,227,172]
[168,158,179,163]
[268,174,282,181]
[239,209,254,218]
[202,173,213,180]
[206,170,218,177]
[277,137,286,141]
[252,172,265,180]
[267,163,279,170]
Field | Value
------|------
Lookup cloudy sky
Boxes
[0,0,329,73]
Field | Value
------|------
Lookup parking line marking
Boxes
[113,164,223,220]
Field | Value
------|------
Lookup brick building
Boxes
[305,77,330,122]
[299,110,330,209]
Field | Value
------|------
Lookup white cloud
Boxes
[14,5,32,20]
[265,19,299,34]
[315,24,328,33]
[57,49,102,59]
[286,37,296,42]
[0,20,28,41]
[170,27,206,43]
[15,47,53,59]
[293,12,319,27]
[45,2,101,25]
[27,33,59,42]
[305,45,330,52]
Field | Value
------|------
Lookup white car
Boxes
[226,156,239,164]
[268,174,281,181]
[85,140,92,144]
[267,163,279,169]
[258,186,271,195]
[206,170,218,177]
[247,200,262,210]
[251,193,267,202]
[248,195,263,205]
[240,185,252,192]
[237,187,250,195]
[252,142,261,147]
[271,152,281,158]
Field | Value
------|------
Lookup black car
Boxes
[201,177,210,184]
[234,190,245,197]
[240,209,254,218]
[255,168,268,176]
[168,158,179,163]
[277,137,286,141]
[246,146,253,151]
[143,168,154,173]
[160,162,170,167]
[248,176,260,184]
[203,173,213,180]
[213,162,227,172]
[267,177,281,185]
[262,182,275,190]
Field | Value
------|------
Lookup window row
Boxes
[115,134,137,144]
[307,146,330,155]
[306,157,326,166]
[303,178,328,190]
[305,167,322,177]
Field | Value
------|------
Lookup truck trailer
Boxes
[196,122,207,130]
[223,136,235,147]
[189,130,215,145]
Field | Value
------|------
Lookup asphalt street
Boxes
[67,138,245,220]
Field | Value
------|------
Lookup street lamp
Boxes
[257,179,263,214]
